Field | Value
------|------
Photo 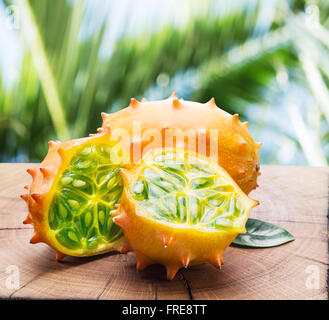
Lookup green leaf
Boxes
[231,218,295,248]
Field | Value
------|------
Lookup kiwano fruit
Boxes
[101,93,261,194]
[21,95,261,262]
[111,148,259,280]
[21,127,129,260]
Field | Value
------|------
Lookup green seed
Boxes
[77,160,91,169]
[84,211,92,227]
[235,197,243,210]
[59,203,68,219]
[208,196,225,207]
[148,183,167,198]
[68,199,79,209]
[201,208,217,223]
[189,196,202,223]
[157,194,176,218]
[56,228,81,249]
[190,177,213,189]
[48,209,56,229]
[215,217,234,228]
[80,147,92,155]
[87,240,98,249]
[213,185,235,193]
[68,231,79,242]
[73,179,86,188]
[61,177,73,185]
[133,182,144,194]
[234,197,244,217]
[98,210,105,225]
[229,197,236,214]
[107,176,117,189]
[177,196,187,223]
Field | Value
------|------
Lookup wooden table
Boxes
[0,164,327,300]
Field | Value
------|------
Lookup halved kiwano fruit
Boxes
[23,129,129,259]
[112,148,259,279]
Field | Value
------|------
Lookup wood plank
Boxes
[0,163,327,299]
[181,165,329,300]
[0,163,37,229]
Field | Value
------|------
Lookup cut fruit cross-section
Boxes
[112,148,259,279]
[22,128,129,259]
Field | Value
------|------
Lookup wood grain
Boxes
[0,163,327,300]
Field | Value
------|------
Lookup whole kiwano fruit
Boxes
[101,93,261,194]
[111,148,259,280]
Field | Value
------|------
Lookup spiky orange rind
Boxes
[101,93,261,194]
[113,148,259,280]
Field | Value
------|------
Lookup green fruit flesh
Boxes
[49,143,124,252]
[130,151,247,232]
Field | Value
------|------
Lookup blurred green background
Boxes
[0,0,328,166]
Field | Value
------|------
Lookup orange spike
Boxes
[112,214,128,229]
[181,255,191,268]
[160,126,167,136]
[110,205,120,217]
[162,235,174,248]
[243,121,249,128]
[30,233,41,244]
[136,253,152,271]
[40,167,51,179]
[56,252,66,261]
[103,125,112,135]
[239,169,246,176]
[48,140,60,150]
[27,168,36,179]
[20,194,29,202]
[232,114,239,123]
[208,97,216,107]
[96,125,112,137]
[169,92,177,99]
[24,185,29,190]
[23,215,32,224]
[101,112,109,121]
[57,148,65,160]
[166,265,179,280]
[31,192,43,203]
[130,98,139,108]
[110,209,119,218]
[209,255,222,269]
[172,98,182,109]
[120,243,131,254]
[141,97,147,102]
[48,140,55,148]
[256,142,262,148]
[238,137,247,146]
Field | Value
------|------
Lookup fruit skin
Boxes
[21,127,129,260]
[111,148,259,280]
[101,93,261,194]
